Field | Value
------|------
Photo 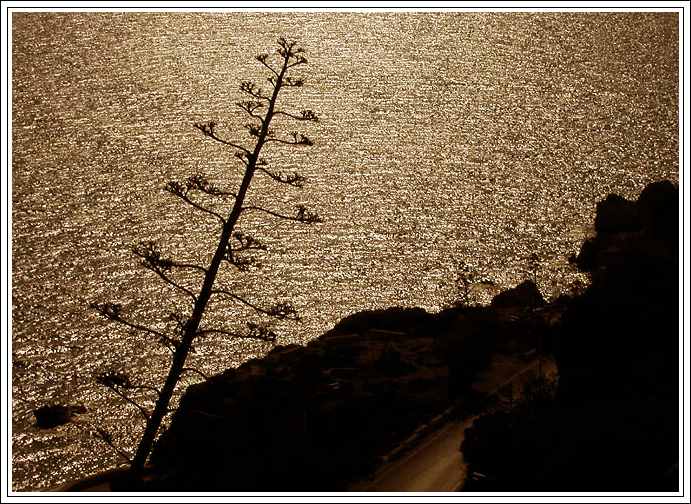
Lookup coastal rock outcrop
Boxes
[462,180,679,491]
[140,302,548,491]
[130,179,677,492]
[145,314,450,490]
[490,279,545,309]
[575,180,677,273]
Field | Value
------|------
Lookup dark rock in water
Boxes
[490,280,544,309]
[34,404,86,429]
[594,193,640,233]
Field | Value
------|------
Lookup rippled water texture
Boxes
[11,12,678,490]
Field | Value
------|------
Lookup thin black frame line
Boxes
[4,5,687,498]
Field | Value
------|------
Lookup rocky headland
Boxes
[78,179,678,492]
[462,180,679,491]
[135,281,550,491]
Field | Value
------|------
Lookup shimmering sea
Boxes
[11,12,678,490]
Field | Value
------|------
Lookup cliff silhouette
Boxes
[104,180,678,492]
[462,180,679,491]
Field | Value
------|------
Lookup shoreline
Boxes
[37,180,679,492]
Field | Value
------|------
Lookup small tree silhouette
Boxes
[91,37,322,476]
[453,259,477,307]
[526,252,540,286]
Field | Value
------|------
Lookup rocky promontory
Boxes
[462,180,679,491]
[108,179,678,492]
[135,288,551,491]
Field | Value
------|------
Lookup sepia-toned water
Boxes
[11,12,678,491]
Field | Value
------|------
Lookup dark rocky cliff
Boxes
[120,180,678,492]
[462,180,679,491]
[138,294,550,491]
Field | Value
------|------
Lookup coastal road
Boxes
[350,417,475,492]
[60,355,549,492]
[350,356,551,492]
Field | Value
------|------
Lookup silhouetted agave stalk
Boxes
[91,37,322,475]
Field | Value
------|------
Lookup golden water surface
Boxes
[11,12,678,490]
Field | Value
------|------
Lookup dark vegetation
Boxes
[462,180,679,491]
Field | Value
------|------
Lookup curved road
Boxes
[350,355,552,492]
[350,418,475,492]
[59,355,549,492]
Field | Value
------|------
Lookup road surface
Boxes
[350,355,553,492]
[59,355,552,492]
[350,417,475,492]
